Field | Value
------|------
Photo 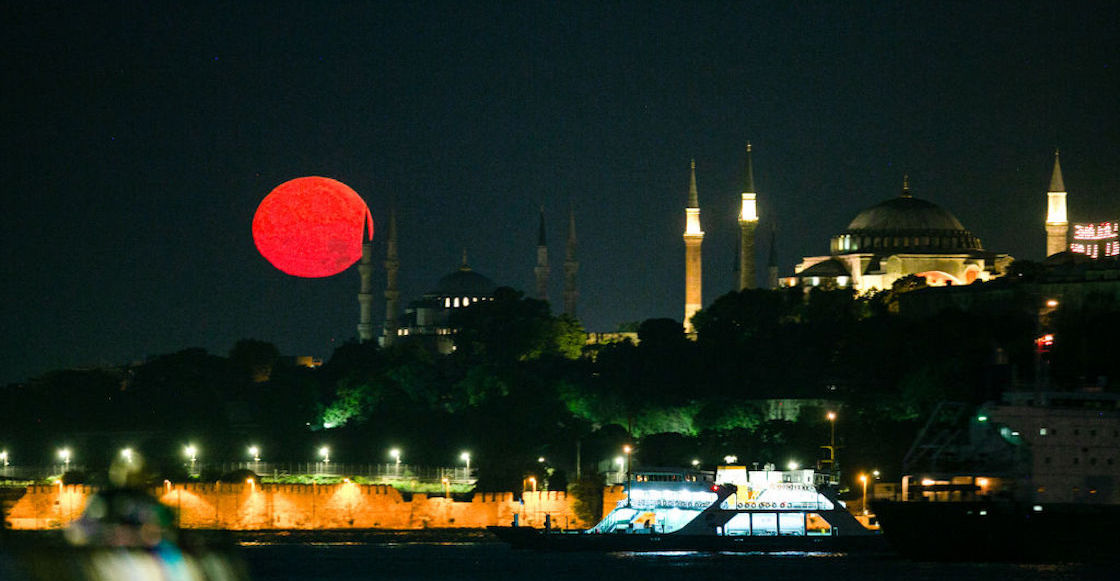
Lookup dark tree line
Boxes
[3,277,1116,492]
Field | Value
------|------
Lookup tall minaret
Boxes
[563,206,579,317]
[737,143,760,290]
[381,206,400,346]
[357,218,375,342]
[683,159,704,334]
[1045,149,1069,257]
[534,207,549,301]
[767,225,779,290]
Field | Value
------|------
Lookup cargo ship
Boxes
[874,391,1120,562]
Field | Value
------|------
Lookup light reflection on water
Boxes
[238,542,1118,581]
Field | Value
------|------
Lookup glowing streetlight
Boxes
[441,477,450,497]
[120,448,133,464]
[723,455,738,464]
[873,469,881,479]
[788,461,799,471]
[249,445,260,462]
[537,456,546,463]
[460,451,471,472]
[319,446,330,464]
[825,411,838,475]
[58,448,71,472]
[691,459,700,467]
[622,445,632,479]
[1,450,9,467]
[184,444,197,474]
[528,476,537,493]
[859,473,869,515]
[390,448,401,465]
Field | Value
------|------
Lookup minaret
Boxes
[563,206,579,317]
[737,143,759,290]
[381,206,400,346]
[1045,149,1069,257]
[683,159,704,334]
[357,217,375,342]
[767,226,779,290]
[534,207,549,301]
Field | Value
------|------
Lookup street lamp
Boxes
[859,473,869,515]
[460,451,471,473]
[184,445,197,474]
[1,450,9,467]
[249,445,260,463]
[537,456,545,464]
[723,455,738,464]
[622,444,632,477]
[120,448,133,464]
[319,446,330,465]
[528,476,537,493]
[826,411,837,475]
[58,448,71,472]
[788,461,799,471]
[614,456,624,483]
[691,458,700,467]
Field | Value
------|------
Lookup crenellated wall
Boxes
[4,483,592,531]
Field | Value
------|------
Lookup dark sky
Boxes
[2,2,1117,384]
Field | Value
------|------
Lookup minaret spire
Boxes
[534,206,549,301]
[357,211,375,342]
[737,143,760,290]
[381,205,400,346]
[563,205,579,316]
[683,159,704,334]
[1045,149,1069,257]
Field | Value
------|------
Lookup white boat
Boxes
[491,465,882,552]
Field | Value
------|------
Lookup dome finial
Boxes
[901,174,912,198]
[460,248,471,271]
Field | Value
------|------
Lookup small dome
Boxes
[433,266,497,297]
[847,196,966,232]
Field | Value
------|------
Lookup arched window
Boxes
[453,297,460,308]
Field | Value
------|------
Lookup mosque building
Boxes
[783,177,1013,292]
[357,204,578,353]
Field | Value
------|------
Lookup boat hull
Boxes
[874,500,1120,562]
[488,526,887,553]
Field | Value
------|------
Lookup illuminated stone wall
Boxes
[4,484,592,531]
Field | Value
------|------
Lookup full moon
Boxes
[252,176,374,278]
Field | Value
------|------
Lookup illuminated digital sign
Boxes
[1071,222,1120,259]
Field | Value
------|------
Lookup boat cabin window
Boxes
[779,512,806,536]
[806,513,831,536]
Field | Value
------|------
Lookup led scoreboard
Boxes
[1071,221,1120,259]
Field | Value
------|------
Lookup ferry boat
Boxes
[874,391,1120,562]
[490,465,883,552]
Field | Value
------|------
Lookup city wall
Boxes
[5,483,628,531]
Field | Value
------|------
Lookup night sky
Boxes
[2,2,1117,384]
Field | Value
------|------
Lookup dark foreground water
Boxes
[239,541,1117,581]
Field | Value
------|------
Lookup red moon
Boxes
[252,177,374,278]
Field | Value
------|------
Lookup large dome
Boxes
[434,266,497,297]
[831,190,982,255]
[847,196,967,232]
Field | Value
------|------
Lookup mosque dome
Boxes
[434,266,497,297]
[830,180,982,255]
[846,196,967,232]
